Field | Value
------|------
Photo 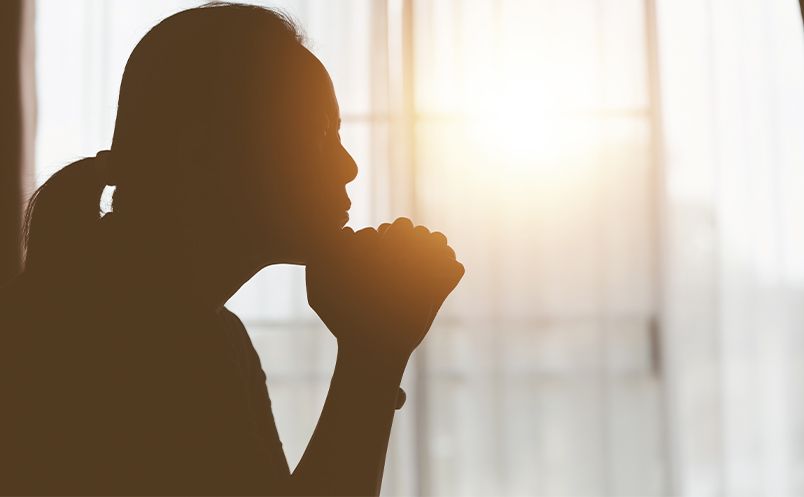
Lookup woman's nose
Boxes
[340,145,358,184]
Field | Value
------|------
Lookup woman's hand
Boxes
[306,217,464,363]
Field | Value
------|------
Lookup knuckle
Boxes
[393,217,414,228]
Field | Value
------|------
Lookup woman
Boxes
[0,3,463,495]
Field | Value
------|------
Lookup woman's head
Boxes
[25,2,357,271]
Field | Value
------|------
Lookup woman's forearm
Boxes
[295,219,464,495]
[289,344,408,496]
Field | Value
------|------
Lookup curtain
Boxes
[0,0,34,284]
[656,0,804,495]
[407,1,663,495]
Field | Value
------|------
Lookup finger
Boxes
[385,217,416,242]
[428,232,455,259]
[414,225,430,237]
[343,227,380,260]
[378,222,391,233]
[445,245,456,259]
[392,217,414,229]
[454,261,465,280]
[387,217,414,236]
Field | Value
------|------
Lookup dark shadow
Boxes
[0,3,463,496]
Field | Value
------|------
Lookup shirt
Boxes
[0,219,291,495]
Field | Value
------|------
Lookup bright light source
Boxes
[460,76,599,183]
[465,77,558,164]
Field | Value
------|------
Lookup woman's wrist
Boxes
[336,339,411,378]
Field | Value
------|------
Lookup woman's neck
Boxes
[102,212,267,312]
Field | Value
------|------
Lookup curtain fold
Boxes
[0,0,34,284]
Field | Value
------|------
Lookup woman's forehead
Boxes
[258,46,340,127]
[305,50,340,120]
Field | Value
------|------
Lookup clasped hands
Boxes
[306,217,465,369]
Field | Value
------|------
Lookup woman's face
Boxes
[241,52,358,265]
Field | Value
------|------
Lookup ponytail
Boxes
[23,155,109,272]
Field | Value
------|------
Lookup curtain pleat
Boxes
[0,0,34,285]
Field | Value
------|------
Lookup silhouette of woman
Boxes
[0,3,463,496]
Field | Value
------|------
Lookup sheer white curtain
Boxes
[656,0,804,495]
[410,2,663,495]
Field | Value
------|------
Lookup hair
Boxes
[23,2,307,272]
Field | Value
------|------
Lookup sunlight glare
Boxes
[462,69,598,181]
[465,75,558,165]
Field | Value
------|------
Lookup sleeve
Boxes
[219,308,293,493]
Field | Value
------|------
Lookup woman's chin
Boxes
[260,213,351,266]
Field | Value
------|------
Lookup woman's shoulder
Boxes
[219,306,248,332]
[217,307,269,378]
[218,307,256,354]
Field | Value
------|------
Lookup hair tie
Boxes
[94,150,117,186]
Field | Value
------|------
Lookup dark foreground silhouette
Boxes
[0,3,463,495]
